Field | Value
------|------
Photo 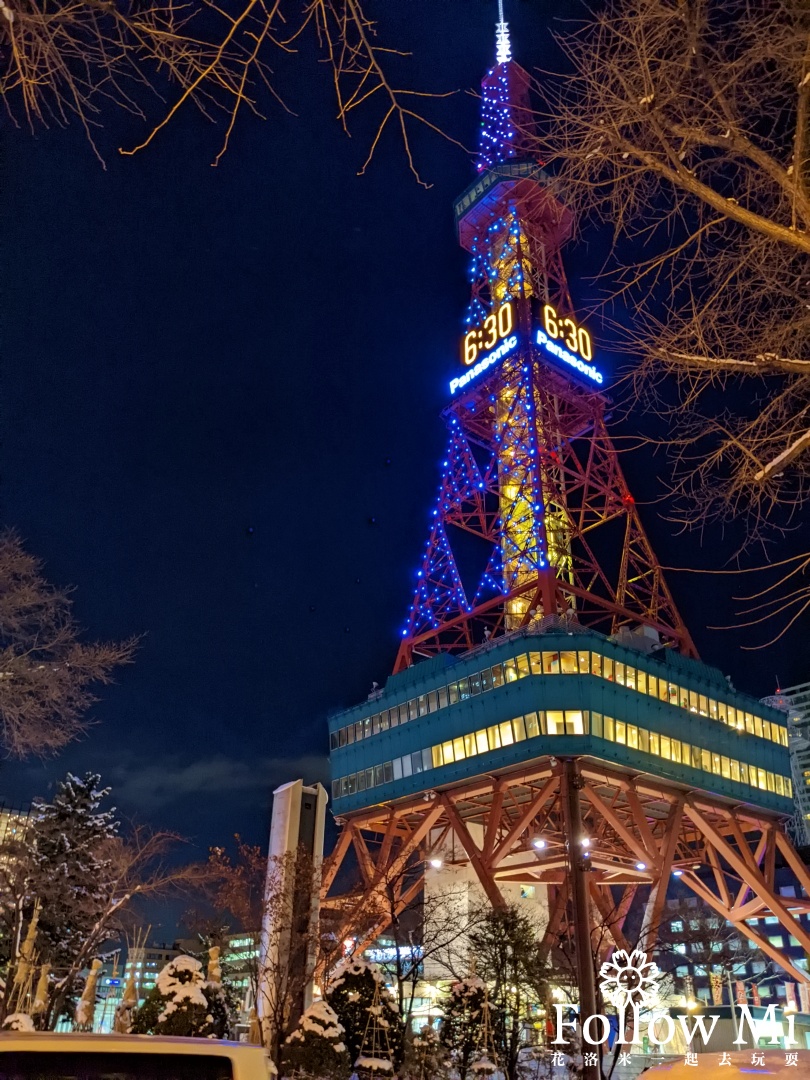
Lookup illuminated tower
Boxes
[321,13,810,1049]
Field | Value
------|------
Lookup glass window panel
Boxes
[782,726,789,747]
[708,699,718,720]
[402,755,412,777]
[380,712,390,731]
[347,725,356,744]
[543,652,560,675]
[615,662,626,686]
[762,720,771,741]
[688,690,698,712]
[384,761,394,783]
[340,777,349,797]
[517,654,530,677]
[701,749,711,772]
[422,748,433,770]
[603,656,614,681]
[718,702,727,723]
[412,751,424,774]
[547,710,565,736]
[721,756,731,779]
[578,651,590,673]
[647,674,657,698]
[727,705,737,726]
[464,733,476,757]
[347,773,357,794]
[661,735,671,759]
[616,721,627,745]
[627,724,639,750]
[639,727,649,753]
[504,660,518,683]
[605,716,615,741]
[374,765,384,786]
[437,687,449,709]
[500,720,514,746]
[537,711,547,735]
[469,673,482,696]
[457,678,470,700]
[330,732,339,751]
[448,684,459,706]
[745,713,754,735]
[676,685,686,707]
[388,708,399,728]
[453,737,466,761]
[590,653,603,677]
[560,651,577,674]
[393,758,402,781]
[566,711,585,735]
[738,761,748,784]
[712,753,721,775]
[512,716,527,742]
[354,722,363,740]
[492,664,504,687]
[754,715,763,738]
[625,667,637,691]
[525,712,540,738]
[637,670,647,695]
[699,695,709,716]
[480,669,493,693]
[671,740,682,764]
[730,759,740,783]
[650,731,660,755]
[767,771,775,793]
[487,725,502,749]
[441,742,453,765]
[476,730,488,754]
[691,746,701,769]
[375,714,385,734]
[787,778,793,798]
[592,712,603,739]
[331,780,340,799]
[529,651,542,675]
[409,700,419,721]
[339,728,347,747]
[357,769,367,790]
[397,704,408,725]
[427,691,438,713]
[658,680,668,702]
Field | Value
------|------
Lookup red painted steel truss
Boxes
[321,758,810,982]
[396,347,697,672]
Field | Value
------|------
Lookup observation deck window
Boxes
[492,664,505,687]
[544,652,561,675]
[505,659,519,682]
[517,654,531,678]
[530,651,543,675]
[500,720,515,746]
[559,652,577,675]
[470,673,482,695]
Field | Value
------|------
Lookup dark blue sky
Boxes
[0,0,804,878]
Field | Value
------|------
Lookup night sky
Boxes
[0,0,804,884]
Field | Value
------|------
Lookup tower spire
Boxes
[495,0,512,65]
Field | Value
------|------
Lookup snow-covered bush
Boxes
[2,1013,34,1032]
[284,999,350,1080]
[130,955,228,1038]
[402,1024,448,1080]
[326,960,403,1067]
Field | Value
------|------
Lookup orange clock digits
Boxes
[461,300,515,366]
[543,304,593,361]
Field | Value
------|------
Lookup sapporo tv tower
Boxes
[322,6,810,1041]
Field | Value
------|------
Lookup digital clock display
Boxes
[541,304,593,361]
[462,300,515,366]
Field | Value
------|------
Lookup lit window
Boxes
[546,711,565,736]
[512,716,526,742]
[487,725,502,749]
[476,730,488,755]
[500,721,514,747]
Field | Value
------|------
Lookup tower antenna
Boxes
[495,0,512,64]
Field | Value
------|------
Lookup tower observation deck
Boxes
[321,16,810,1006]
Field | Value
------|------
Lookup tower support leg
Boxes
[562,758,599,1080]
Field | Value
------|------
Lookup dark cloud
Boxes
[108,754,329,813]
